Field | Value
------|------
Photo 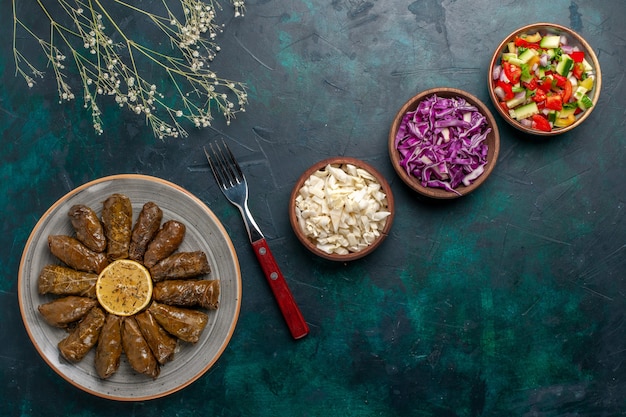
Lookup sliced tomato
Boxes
[523,78,538,91]
[570,51,585,63]
[552,73,568,88]
[502,61,521,84]
[561,79,572,103]
[538,78,553,92]
[545,94,563,111]
[536,101,546,111]
[532,114,552,132]
[532,89,547,103]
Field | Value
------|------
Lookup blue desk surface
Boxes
[2,0,625,415]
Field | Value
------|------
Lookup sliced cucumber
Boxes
[573,86,589,101]
[511,102,540,120]
[556,54,574,76]
[578,94,594,110]
[548,111,557,123]
[518,48,538,64]
[540,35,561,49]
[506,94,527,109]
[507,57,524,67]
[502,52,517,62]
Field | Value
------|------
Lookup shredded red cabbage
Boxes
[394,94,491,195]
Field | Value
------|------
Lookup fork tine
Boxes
[204,145,225,189]
[204,140,245,190]
[220,140,245,183]
[215,140,244,186]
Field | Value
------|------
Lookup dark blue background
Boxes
[2,0,625,415]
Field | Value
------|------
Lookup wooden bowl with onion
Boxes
[488,22,601,136]
[289,157,395,262]
[388,87,500,199]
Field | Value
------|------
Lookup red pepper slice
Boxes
[514,37,529,47]
[545,94,563,111]
[570,51,585,63]
[532,114,552,132]
[514,37,540,49]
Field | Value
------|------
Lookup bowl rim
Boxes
[288,156,395,262]
[388,87,501,199]
[487,22,602,136]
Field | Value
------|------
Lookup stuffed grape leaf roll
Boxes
[58,306,106,362]
[149,251,210,282]
[143,220,185,268]
[121,316,160,378]
[128,202,163,263]
[148,301,208,343]
[38,264,97,298]
[68,204,106,253]
[95,314,123,379]
[38,296,99,328]
[153,280,219,310]
[101,193,133,261]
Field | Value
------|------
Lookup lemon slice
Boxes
[96,259,153,316]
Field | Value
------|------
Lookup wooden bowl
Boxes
[289,157,395,262]
[488,22,602,136]
[388,87,500,199]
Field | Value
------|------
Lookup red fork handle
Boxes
[251,238,309,339]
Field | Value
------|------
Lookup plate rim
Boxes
[17,174,242,401]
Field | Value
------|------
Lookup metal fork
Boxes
[204,140,309,339]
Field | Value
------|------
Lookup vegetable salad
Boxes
[492,30,596,132]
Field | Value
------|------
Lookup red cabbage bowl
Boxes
[388,87,500,199]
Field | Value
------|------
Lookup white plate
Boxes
[18,174,241,401]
